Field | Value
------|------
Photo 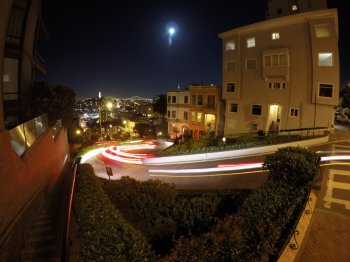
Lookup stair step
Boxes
[31,219,52,228]
[24,237,57,248]
[20,245,59,260]
[24,234,56,245]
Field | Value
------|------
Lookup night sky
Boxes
[37,0,349,99]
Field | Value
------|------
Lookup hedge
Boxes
[74,164,156,261]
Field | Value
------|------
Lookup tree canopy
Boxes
[152,93,167,120]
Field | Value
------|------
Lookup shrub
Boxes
[74,164,156,261]
[263,146,320,185]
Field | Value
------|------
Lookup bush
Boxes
[263,146,320,185]
[74,164,156,261]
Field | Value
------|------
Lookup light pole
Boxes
[99,101,113,141]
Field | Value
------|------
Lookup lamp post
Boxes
[99,101,113,141]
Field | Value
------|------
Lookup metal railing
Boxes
[61,157,81,262]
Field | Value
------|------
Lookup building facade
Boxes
[167,89,190,139]
[1,0,47,130]
[188,85,222,139]
[219,5,339,135]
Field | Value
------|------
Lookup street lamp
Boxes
[99,101,113,141]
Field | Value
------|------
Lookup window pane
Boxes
[272,55,279,66]
[319,84,333,97]
[318,53,333,66]
[184,112,188,120]
[184,96,188,104]
[264,56,271,67]
[246,59,257,70]
[230,103,238,112]
[191,112,196,121]
[197,113,202,122]
[247,37,255,48]
[191,95,196,105]
[280,54,287,65]
[227,83,235,92]
[207,95,215,109]
[252,105,262,115]
[198,95,203,105]
[226,61,235,71]
[172,96,176,103]
[272,32,280,40]
[315,24,330,38]
[226,40,235,51]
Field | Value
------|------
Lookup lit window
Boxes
[230,103,238,113]
[319,83,333,98]
[226,61,235,72]
[272,32,280,40]
[252,105,262,116]
[191,112,196,121]
[246,58,257,70]
[226,83,235,92]
[171,111,176,118]
[290,108,299,117]
[197,112,202,122]
[247,37,255,48]
[315,24,330,38]
[226,39,235,51]
[292,4,298,11]
[318,53,333,66]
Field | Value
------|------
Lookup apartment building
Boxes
[219,0,339,135]
[167,89,190,139]
[1,0,48,130]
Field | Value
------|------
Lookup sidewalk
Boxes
[299,128,350,262]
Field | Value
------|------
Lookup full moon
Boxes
[168,27,175,36]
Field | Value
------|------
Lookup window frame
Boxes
[318,52,333,67]
[272,32,280,40]
[229,103,238,113]
[225,39,235,51]
[315,24,330,38]
[289,108,299,117]
[226,60,236,72]
[318,83,333,98]
[251,104,262,116]
[226,83,235,93]
[246,58,257,70]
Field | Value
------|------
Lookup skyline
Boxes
[37,0,349,99]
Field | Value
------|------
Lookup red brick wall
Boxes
[0,127,69,246]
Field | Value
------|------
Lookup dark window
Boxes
[167,96,171,103]
[277,8,283,14]
[319,84,333,98]
[252,105,262,115]
[6,0,28,45]
[227,83,235,92]
[198,95,203,105]
[184,111,188,120]
[167,110,170,117]
[171,110,176,118]
[230,103,238,112]
[172,96,176,103]
[184,96,188,104]
[207,95,215,109]
[191,95,196,105]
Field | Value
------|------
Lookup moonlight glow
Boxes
[167,25,176,46]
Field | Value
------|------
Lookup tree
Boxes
[31,81,77,138]
[152,93,167,121]
[341,82,350,108]
[134,122,152,138]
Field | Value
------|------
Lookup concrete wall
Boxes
[0,127,69,257]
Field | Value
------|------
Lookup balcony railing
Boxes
[8,114,62,157]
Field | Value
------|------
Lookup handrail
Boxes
[61,157,81,262]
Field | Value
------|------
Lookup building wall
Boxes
[0,0,14,130]
[167,90,189,138]
[0,127,69,257]
[220,9,338,135]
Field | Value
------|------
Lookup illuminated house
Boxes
[188,85,222,139]
[167,89,190,139]
[219,0,339,135]
[167,85,223,139]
